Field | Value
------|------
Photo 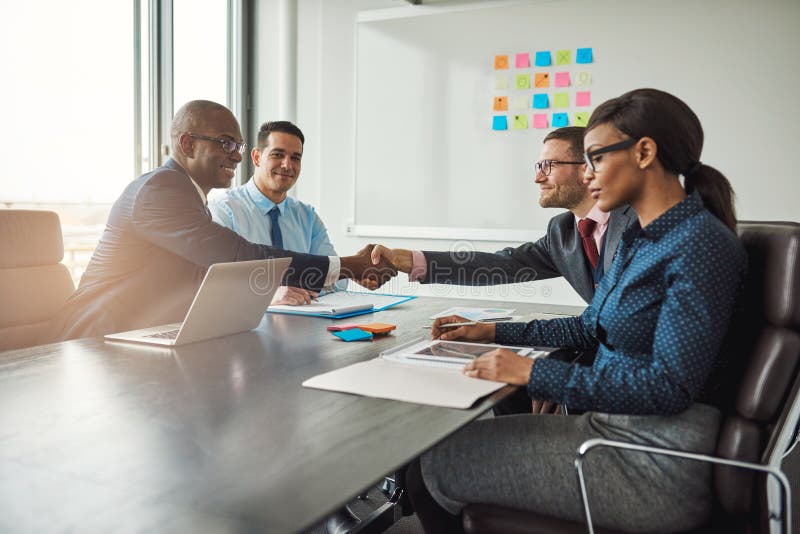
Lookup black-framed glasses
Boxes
[583,138,638,172]
[188,133,247,155]
[534,159,584,176]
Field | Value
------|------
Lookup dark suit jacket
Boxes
[51,159,330,340]
[422,206,636,303]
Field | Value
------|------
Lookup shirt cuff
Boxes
[409,250,427,282]
[324,256,340,290]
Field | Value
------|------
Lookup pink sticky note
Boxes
[515,53,530,68]
[554,72,570,87]
[576,91,591,107]
[533,114,548,129]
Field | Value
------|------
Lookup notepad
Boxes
[268,291,415,319]
[380,337,544,369]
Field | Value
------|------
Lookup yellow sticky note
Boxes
[494,55,509,70]
[495,74,509,89]
[553,92,569,108]
[574,112,589,127]
[515,74,531,89]
[513,114,529,129]
[576,71,592,86]
[534,73,550,88]
[555,49,571,65]
[493,96,508,111]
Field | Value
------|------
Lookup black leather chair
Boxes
[462,221,800,534]
[0,210,75,350]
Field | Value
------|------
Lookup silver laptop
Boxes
[105,258,292,346]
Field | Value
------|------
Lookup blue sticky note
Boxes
[332,328,373,342]
[492,115,508,130]
[534,51,551,66]
[552,113,569,127]
[532,94,549,109]
[576,47,593,64]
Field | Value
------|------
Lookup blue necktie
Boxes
[269,206,283,249]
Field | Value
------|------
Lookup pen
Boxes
[420,321,478,329]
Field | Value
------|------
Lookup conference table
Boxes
[0,296,583,533]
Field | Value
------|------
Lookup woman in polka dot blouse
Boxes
[406,88,748,533]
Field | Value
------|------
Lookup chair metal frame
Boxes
[574,438,792,534]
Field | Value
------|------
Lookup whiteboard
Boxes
[351,0,800,240]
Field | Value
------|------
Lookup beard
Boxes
[538,180,586,209]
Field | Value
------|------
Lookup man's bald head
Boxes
[170,100,235,153]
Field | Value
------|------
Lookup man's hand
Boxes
[340,244,397,290]
[432,315,496,343]
[271,286,318,306]
[370,245,413,273]
[462,348,534,385]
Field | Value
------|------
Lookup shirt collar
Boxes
[574,202,611,227]
[244,177,287,215]
[640,191,704,241]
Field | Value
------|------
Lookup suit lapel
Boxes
[603,207,634,272]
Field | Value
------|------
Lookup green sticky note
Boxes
[513,114,529,129]
[553,92,569,108]
[555,49,571,65]
[515,74,530,89]
[574,112,589,127]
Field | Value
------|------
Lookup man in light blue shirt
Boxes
[209,120,342,304]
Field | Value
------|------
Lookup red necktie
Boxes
[578,218,599,269]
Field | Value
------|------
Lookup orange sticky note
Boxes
[357,323,397,335]
[493,96,508,111]
[534,73,550,88]
[494,55,509,69]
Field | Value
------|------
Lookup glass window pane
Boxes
[173,0,228,109]
[0,1,135,283]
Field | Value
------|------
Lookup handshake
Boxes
[338,244,413,290]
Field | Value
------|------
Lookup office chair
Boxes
[461,221,800,534]
[0,210,75,351]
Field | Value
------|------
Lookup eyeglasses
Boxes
[583,138,638,172]
[534,159,584,176]
[188,133,247,155]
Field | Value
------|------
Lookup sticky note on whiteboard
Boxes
[515,53,530,68]
[511,95,529,110]
[494,55,509,69]
[532,94,549,109]
[554,72,570,87]
[573,112,590,127]
[533,114,548,128]
[576,48,593,64]
[575,91,591,107]
[552,113,569,127]
[576,72,592,86]
[513,114,529,129]
[553,93,569,108]
[493,96,508,111]
[515,74,531,89]
[492,115,508,130]
[534,51,551,66]
[534,73,550,88]
[555,49,571,65]
[495,74,509,89]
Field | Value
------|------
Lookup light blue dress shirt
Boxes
[209,178,337,256]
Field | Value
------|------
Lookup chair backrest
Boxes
[713,221,800,522]
[0,210,75,351]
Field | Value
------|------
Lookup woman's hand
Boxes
[432,315,495,343]
[463,348,534,386]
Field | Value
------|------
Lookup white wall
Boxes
[251,0,800,308]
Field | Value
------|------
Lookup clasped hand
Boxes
[430,315,533,386]
[340,244,398,290]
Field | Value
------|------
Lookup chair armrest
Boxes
[573,438,792,534]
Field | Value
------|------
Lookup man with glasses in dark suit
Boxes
[51,100,395,341]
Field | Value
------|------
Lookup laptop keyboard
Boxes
[144,329,180,340]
